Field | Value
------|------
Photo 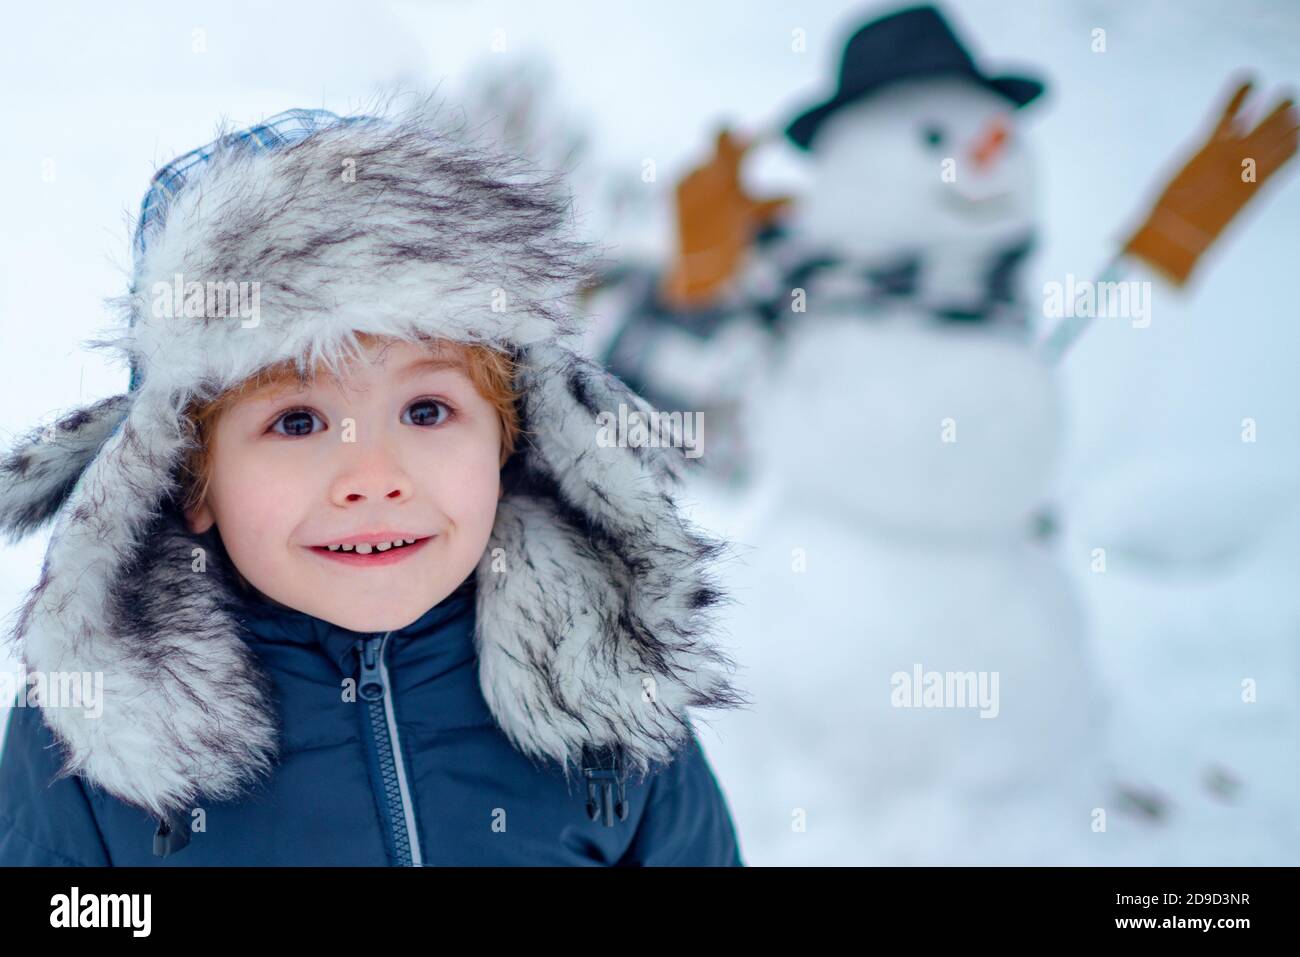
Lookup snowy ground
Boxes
[682,474,1300,866]
[3,1,1298,865]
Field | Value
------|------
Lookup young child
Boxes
[0,106,747,865]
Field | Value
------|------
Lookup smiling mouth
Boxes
[308,535,435,566]
[939,188,1015,220]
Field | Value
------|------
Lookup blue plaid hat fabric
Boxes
[128,108,367,392]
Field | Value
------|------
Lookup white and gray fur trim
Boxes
[478,343,744,786]
[0,101,747,819]
[97,99,604,397]
[0,394,131,542]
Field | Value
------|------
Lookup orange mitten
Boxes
[660,128,794,309]
[1124,78,1299,286]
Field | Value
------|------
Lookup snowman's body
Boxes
[712,311,1105,863]
[705,78,1108,862]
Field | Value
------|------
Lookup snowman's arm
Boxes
[1037,256,1129,364]
[1038,251,1201,364]
[1041,81,1298,364]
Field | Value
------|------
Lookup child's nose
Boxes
[339,486,406,504]
[330,453,413,506]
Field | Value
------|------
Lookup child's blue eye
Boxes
[272,408,325,436]
[403,398,451,427]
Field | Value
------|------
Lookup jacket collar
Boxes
[231,571,478,677]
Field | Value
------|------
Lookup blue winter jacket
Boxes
[0,575,745,866]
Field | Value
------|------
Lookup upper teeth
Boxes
[326,538,417,553]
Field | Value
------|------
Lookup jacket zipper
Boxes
[357,633,423,866]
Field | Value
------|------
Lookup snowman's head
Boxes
[795,76,1037,262]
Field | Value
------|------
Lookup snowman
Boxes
[703,10,1096,866]
[650,5,1298,864]
[585,4,1050,487]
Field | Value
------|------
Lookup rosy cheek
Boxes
[212,449,299,530]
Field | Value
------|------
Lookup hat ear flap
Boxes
[0,393,133,543]
[514,341,695,535]
[475,343,744,779]
[10,387,277,818]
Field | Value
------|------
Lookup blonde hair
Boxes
[178,333,523,517]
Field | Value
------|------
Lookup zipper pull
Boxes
[357,635,386,701]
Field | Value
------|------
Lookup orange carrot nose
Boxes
[970,118,1010,170]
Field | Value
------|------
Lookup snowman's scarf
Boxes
[744,222,1036,331]
[599,223,1038,411]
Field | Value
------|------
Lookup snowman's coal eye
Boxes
[921,125,945,149]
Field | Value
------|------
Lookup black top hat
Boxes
[785,4,1045,151]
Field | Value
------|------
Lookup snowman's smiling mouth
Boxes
[939,187,1015,221]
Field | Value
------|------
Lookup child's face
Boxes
[185,339,503,632]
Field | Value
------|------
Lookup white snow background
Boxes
[1,0,1298,864]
